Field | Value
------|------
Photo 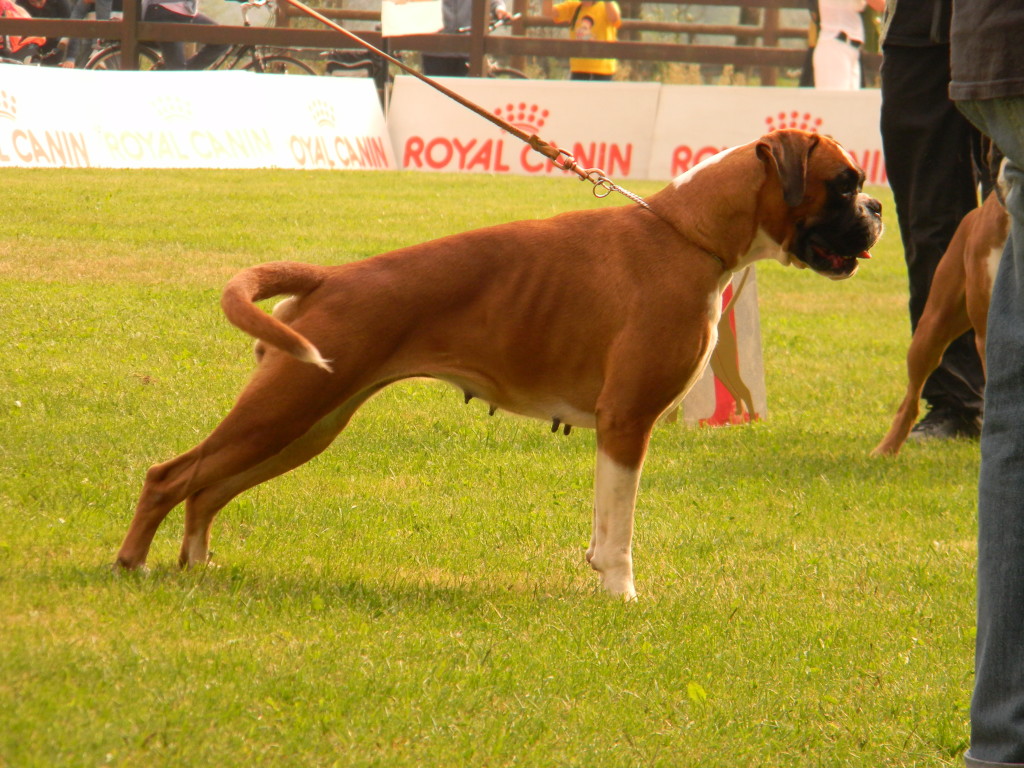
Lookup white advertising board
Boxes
[388,75,662,179]
[0,66,395,170]
[388,77,885,185]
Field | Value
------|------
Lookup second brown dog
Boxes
[872,187,1008,457]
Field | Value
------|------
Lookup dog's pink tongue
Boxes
[857,251,872,260]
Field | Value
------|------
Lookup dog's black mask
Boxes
[792,167,883,280]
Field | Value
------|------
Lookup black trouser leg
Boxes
[421,55,469,77]
[881,43,985,415]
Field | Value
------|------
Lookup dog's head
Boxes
[757,129,883,280]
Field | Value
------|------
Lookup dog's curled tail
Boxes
[221,261,333,372]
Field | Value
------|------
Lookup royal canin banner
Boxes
[2,67,884,183]
[0,66,394,170]
[389,76,662,180]
[388,76,886,185]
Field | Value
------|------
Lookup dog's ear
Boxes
[756,130,819,208]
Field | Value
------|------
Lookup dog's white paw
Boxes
[595,564,637,601]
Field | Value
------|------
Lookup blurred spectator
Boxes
[542,0,622,81]
[141,0,228,70]
[813,0,884,89]
[421,0,510,77]
[62,0,116,68]
[15,0,72,63]
[1,0,46,61]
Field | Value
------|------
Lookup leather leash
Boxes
[280,0,654,210]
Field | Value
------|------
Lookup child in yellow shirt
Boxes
[543,1,622,80]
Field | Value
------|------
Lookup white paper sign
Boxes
[381,0,443,37]
[678,268,768,426]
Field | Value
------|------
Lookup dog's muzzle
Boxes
[792,194,883,280]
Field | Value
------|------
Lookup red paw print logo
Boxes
[765,111,824,133]
[493,102,550,134]
[0,90,17,121]
[309,99,336,129]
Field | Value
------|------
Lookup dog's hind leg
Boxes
[871,232,974,457]
[119,430,323,570]
[177,393,373,568]
[116,362,358,569]
[871,293,972,456]
[116,458,192,570]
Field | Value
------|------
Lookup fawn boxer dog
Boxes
[115,129,882,599]
[871,181,1008,457]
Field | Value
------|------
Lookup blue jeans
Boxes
[143,5,228,70]
[66,0,113,67]
[957,97,1024,768]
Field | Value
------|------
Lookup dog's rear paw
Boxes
[869,441,900,457]
[110,558,148,573]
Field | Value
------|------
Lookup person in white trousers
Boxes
[813,0,884,89]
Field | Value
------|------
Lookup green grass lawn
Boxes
[0,169,978,767]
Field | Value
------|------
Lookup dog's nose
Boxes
[865,197,882,217]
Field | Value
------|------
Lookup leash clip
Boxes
[583,169,615,199]
[550,148,650,208]
[551,148,580,174]
[553,148,614,198]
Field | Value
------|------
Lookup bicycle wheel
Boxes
[244,54,316,75]
[85,44,162,71]
[489,66,529,79]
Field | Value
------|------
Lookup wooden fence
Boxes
[0,0,879,86]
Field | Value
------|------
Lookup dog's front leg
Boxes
[588,420,651,600]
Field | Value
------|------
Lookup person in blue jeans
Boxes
[421,0,510,77]
[63,0,114,68]
[141,0,228,70]
[949,2,1024,765]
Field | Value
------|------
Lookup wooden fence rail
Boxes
[0,1,879,85]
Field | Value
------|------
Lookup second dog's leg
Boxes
[872,307,972,456]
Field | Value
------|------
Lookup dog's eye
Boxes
[832,171,861,199]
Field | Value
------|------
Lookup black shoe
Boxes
[907,406,982,442]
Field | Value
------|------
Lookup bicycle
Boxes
[456,13,528,79]
[323,46,389,86]
[0,48,40,65]
[323,12,528,84]
[84,0,315,73]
